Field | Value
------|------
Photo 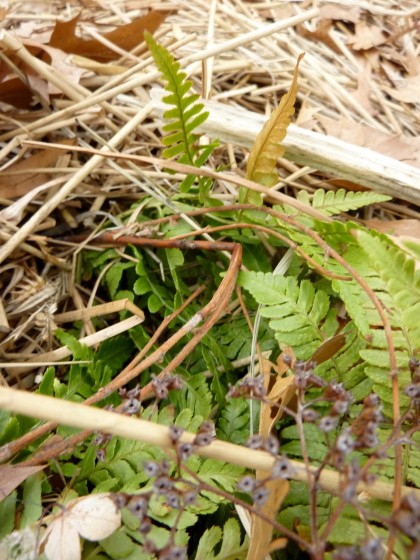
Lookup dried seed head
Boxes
[166,490,181,509]
[194,432,214,447]
[153,476,174,495]
[96,448,106,462]
[319,415,339,432]
[237,475,256,492]
[198,420,216,438]
[363,393,381,408]
[143,461,160,478]
[128,496,149,519]
[169,424,184,443]
[113,493,128,509]
[139,517,152,535]
[272,455,293,479]
[127,384,140,399]
[184,489,198,505]
[246,435,263,450]
[178,442,195,461]
[168,375,184,391]
[336,429,355,454]
[264,434,280,456]
[332,399,350,416]
[360,538,383,560]
[404,384,420,399]
[159,546,187,560]
[302,408,319,422]
[252,486,269,507]
[123,398,141,415]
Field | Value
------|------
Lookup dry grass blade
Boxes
[0,386,418,504]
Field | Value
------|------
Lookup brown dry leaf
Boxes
[383,74,420,104]
[348,22,387,51]
[0,74,33,108]
[247,349,296,560]
[296,20,340,54]
[317,115,420,167]
[49,11,171,62]
[319,4,360,24]
[0,140,75,199]
[246,53,304,186]
[310,334,346,365]
[0,464,45,499]
[364,219,420,239]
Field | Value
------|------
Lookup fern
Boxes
[194,519,248,560]
[296,188,391,216]
[239,271,338,359]
[357,230,420,351]
[145,32,217,192]
[217,398,250,445]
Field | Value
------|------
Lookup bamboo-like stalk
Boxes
[0,386,417,503]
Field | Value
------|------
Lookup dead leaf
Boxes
[247,54,304,186]
[316,115,420,168]
[319,4,360,24]
[0,74,33,109]
[0,140,75,199]
[0,464,45,500]
[383,74,420,104]
[49,11,172,62]
[348,22,387,51]
[42,494,121,560]
[296,20,340,54]
[364,219,420,240]
[310,333,346,365]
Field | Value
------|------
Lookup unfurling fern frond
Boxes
[145,32,217,193]
[296,188,391,216]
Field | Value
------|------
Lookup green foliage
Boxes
[145,32,218,193]
[194,518,248,560]
[297,188,391,216]
[239,272,338,359]
[217,398,250,445]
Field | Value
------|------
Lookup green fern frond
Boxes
[239,272,338,359]
[357,230,420,352]
[297,188,391,216]
[145,32,217,192]
[217,398,250,445]
[195,518,248,560]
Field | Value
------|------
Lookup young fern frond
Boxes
[145,32,217,193]
[296,188,391,216]
[246,54,304,187]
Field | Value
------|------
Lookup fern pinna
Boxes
[145,32,217,193]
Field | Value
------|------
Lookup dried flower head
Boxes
[252,486,269,507]
[169,424,184,443]
[272,455,293,479]
[237,475,256,492]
